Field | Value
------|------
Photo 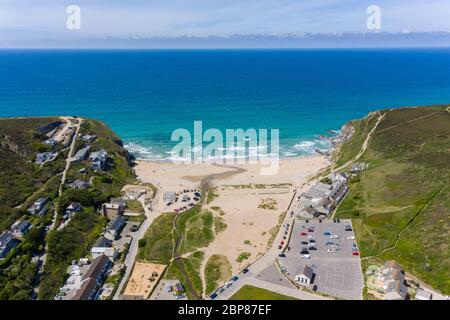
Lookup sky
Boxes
[1,0,450,47]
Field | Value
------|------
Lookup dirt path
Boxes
[332,111,385,173]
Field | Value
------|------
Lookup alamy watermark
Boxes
[367,5,382,30]
[171,121,280,175]
[66,5,81,30]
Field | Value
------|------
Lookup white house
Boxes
[91,237,118,261]
[294,265,314,286]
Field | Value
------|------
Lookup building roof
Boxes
[35,197,48,205]
[69,179,90,189]
[0,231,14,246]
[93,237,112,248]
[73,145,91,159]
[108,216,126,233]
[415,289,432,300]
[82,254,110,282]
[383,260,402,271]
[12,220,32,232]
[72,277,98,300]
[67,202,81,211]
[299,265,314,280]
[385,280,407,299]
[306,182,332,199]
[90,149,107,161]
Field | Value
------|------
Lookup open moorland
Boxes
[335,105,450,294]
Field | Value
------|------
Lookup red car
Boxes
[352,251,360,256]
[300,232,307,236]
[280,241,285,245]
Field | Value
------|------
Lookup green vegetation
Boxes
[334,112,380,167]
[177,206,214,254]
[214,216,227,234]
[258,198,277,210]
[126,200,145,213]
[236,252,251,263]
[0,117,64,208]
[230,285,298,300]
[165,251,204,300]
[137,213,176,264]
[205,254,232,295]
[334,106,450,294]
[206,187,218,204]
[39,208,105,299]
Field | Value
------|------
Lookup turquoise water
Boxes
[1,49,450,159]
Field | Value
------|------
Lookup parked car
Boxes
[312,285,318,291]
[278,245,282,249]
[327,248,335,253]
[219,287,225,293]
[210,293,218,299]
[242,268,249,274]
[325,241,334,246]
[308,246,317,251]
[301,253,311,259]
[301,241,309,245]
[308,235,315,239]
[232,276,239,281]
[301,232,307,236]
[347,236,355,240]
[352,251,360,256]
[278,253,286,258]
[225,281,233,288]
[323,231,331,236]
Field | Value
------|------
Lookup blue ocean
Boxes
[1,49,450,159]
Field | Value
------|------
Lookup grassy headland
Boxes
[334,105,450,294]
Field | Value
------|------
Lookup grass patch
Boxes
[236,252,251,263]
[205,254,232,295]
[137,212,176,264]
[230,285,298,300]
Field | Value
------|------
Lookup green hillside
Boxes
[335,105,450,294]
[0,117,136,300]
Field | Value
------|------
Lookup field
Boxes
[137,205,217,299]
[205,254,232,295]
[230,285,298,300]
[335,106,450,294]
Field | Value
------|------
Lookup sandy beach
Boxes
[134,155,330,293]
